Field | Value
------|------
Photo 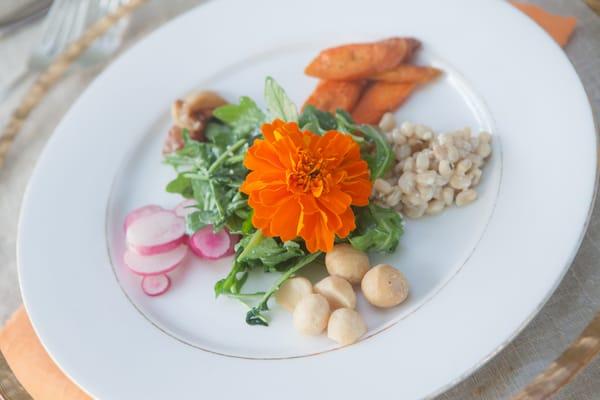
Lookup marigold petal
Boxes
[258,185,289,206]
[335,207,356,238]
[301,212,335,253]
[269,197,302,241]
[318,189,352,215]
[341,180,372,206]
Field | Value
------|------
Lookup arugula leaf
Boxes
[213,96,265,135]
[298,105,337,133]
[204,122,236,148]
[165,173,193,198]
[349,204,404,253]
[245,251,321,326]
[237,236,304,270]
[358,124,394,180]
[264,76,298,122]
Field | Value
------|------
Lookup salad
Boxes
[121,37,492,345]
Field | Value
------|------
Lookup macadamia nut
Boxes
[327,308,367,345]
[293,294,330,335]
[361,264,409,308]
[275,277,313,312]
[325,244,370,284]
[314,276,356,310]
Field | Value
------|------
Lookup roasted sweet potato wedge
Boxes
[303,80,366,113]
[351,82,416,124]
[370,65,441,84]
[305,37,420,81]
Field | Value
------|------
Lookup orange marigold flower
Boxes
[240,119,372,253]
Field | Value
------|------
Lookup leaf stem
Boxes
[208,138,247,175]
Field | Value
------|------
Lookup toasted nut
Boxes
[327,308,367,345]
[361,264,409,308]
[325,244,370,284]
[183,90,227,112]
[275,277,313,312]
[315,276,356,310]
[293,294,330,335]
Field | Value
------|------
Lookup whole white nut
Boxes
[426,199,445,215]
[403,203,426,218]
[392,128,407,145]
[415,152,430,172]
[449,174,472,190]
[447,145,459,163]
[315,276,356,310]
[361,264,409,308]
[469,168,483,186]
[438,159,453,177]
[398,171,416,194]
[477,142,492,158]
[293,294,331,335]
[400,121,415,137]
[378,112,397,132]
[456,189,478,206]
[417,184,435,202]
[442,187,455,206]
[325,244,370,284]
[373,178,393,195]
[402,157,415,173]
[395,144,412,160]
[275,277,313,312]
[456,158,473,175]
[404,192,424,207]
[385,189,402,207]
[327,308,367,345]
[416,171,437,186]
[433,185,443,200]
[385,132,394,144]
[432,143,448,161]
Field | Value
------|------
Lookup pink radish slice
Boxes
[174,199,197,218]
[189,226,231,259]
[141,274,171,296]
[224,234,240,256]
[126,210,185,255]
[128,235,186,256]
[124,243,188,276]
[123,205,163,231]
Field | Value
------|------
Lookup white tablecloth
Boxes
[0,1,598,399]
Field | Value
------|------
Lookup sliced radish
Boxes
[123,205,163,231]
[224,234,240,256]
[141,274,171,296]
[124,243,188,276]
[189,226,231,259]
[126,210,185,255]
[174,199,197,218]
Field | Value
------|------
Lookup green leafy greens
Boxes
[165,78,403,326]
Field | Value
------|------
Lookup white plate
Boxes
[18,0,597,398]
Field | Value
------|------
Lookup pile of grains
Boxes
[372,112,492,218]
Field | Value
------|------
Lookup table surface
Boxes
[0,1,598,399]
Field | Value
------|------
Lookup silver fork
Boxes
[0,0,129,104]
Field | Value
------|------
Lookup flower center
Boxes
[287,149,330,197]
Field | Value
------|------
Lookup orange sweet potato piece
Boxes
[305,37,421,81]
[303,80,366,113]
[351,82,416,125]
[370,65,441,84]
